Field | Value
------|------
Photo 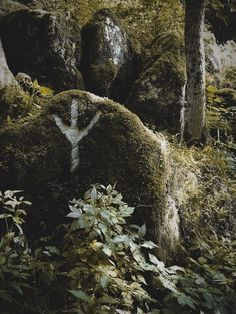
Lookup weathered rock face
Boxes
[204,29,236,86]
[0,40,17,89]
[0,8,83,91]
[127,50,186,134]
[0,90,181,262]
[81,9,141,103]
[0,39,20,125]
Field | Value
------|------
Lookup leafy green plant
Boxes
[0,190,32,309]
[0,186,235,314]
[64,184,236,314]
[64,184,158,313]
[0,79,53,127]
[167,238,236,314]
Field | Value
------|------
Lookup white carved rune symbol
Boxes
[53,98,102,173]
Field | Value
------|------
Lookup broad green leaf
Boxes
[100,275,110,288]
[103,246,112,257]
[112,235,128,243]
[149,254,165,270]
[90,186,98,200]
[177,293,197,310]
[159,275,178,292]
[195,276,206,285]
[69,290,90,302]
[96,295,118,304]
[198,257,207,264]
[141,241,157,249]
[138,224,146,238]
[0,214,11,219]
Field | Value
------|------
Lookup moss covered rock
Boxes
[0,8,83,92]
[80,9,141,103]
[127,46,186,133]
[210,87,236,140]
[0,90,181,262]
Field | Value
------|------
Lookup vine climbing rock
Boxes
[80,9,142,103]
[126,32,186,134]
[0,90,181,263]
[0,8,83,91]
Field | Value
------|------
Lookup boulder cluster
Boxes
[0,1,235,262]
[0,1,188,261]
[0,1,186,132]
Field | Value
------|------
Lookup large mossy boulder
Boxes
[0,90,180,262]
[0,8,83,91]
[81,9,141,103]
[127,50,186,133]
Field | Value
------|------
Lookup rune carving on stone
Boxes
[53,98,102,172]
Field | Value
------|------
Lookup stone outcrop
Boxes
[127,32,186,133]
[0,8,83,91]
[81,9,141,103]
[0,90,181,262]
[204,29,236,87]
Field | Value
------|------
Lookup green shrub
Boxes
[0,186,235,313]
[64,184,159,313]
[0,190,32,310]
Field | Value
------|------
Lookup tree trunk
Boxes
[184,0,206,141]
